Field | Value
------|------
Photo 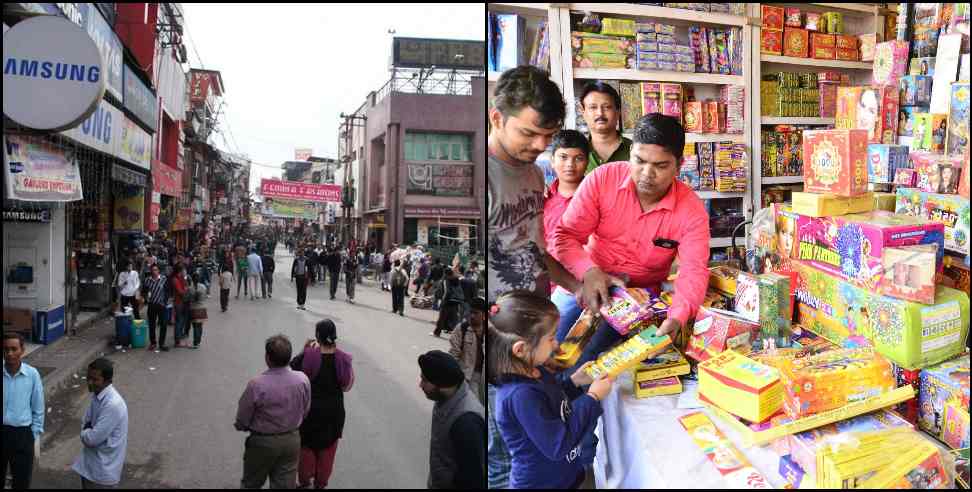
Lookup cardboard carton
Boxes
[760,29,783,56]
[783,28,808,58]
[895,188,971,256]
[686,306,761,362]
[872,40,909,86]
[802,129,869,196]
[791,192,874,217]
[866,144,909,184]
[699,350,783,423]
[918,357,970,438]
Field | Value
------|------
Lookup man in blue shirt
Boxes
[72,358,128,489]
[3,332,45,489]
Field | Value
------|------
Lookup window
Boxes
[404,133,471,162]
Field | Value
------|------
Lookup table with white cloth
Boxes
[592,370,789,489]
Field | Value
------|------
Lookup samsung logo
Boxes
[3,58,101,83]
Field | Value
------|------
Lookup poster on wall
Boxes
[113,191,145,232]
[3,134,83,202]
[406,163,474,196]
[261,179,341,203]
[263,198,317,219]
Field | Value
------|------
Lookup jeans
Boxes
[237,271,248,297]
[147,303,167,345]
[345,274,356,300]
[119,295,140,319]
[391,286,406,314]
[551,286,584,343]
[220,289,230,311]
[329,271,340,299]
[295,275,307,306]
[434,301,461,336]
[191,322,203,346]
[487,384,511,489]
[2,425,34,489]
[175,304,190,342]
[262,272,274,297]
[247,274,260,298]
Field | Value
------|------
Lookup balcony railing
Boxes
[374,68,483,105]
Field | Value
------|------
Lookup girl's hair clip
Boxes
[489,304,500,316]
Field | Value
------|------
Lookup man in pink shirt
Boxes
[551,113,711,366]
[542,130,591,342]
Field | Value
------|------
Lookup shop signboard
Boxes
[113,191,145,232]
[151,160,182,197]
[406,163,474,197]
[123,63,158,132]
[3,209,52,222]
[3,134,84,202]
[60,97,120,158]
[261,178,341,203]
[404,206,480,218]
[111,163,146,187]
[393,37,485,70]
[263,198,317,219]
[3,15,106,131]
[119,117,152,170]
[172,208,191,231]
[84,5,123,100]
[295,148,313,161]
[147,202,160,232]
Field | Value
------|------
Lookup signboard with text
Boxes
[393,37,485,70]
[406,163,474,197]
[403,206,480,218]
[124,64,158,132]
[261,179,341,203]
[152,160,182,196]
[4,134,84,202]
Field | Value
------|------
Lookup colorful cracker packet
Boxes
[599,286,653,336]
[802,129,869,196]
[918,356,970,439]
[633,346,690,381]
[584,324,672,380]
[550,309,599,370]
[779,347,895,418]
[699,350,783,423]
[634,375,682,398]
[686,306,760,362]
[678,412,773,488]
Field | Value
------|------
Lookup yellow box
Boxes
[584,325,672,380]
[635,376,682,398]
[698,350,783,423]
[633,347,690,382]
[550,310,598,370]
[872,192,897,212]
[709,265,741,295]
[791,191,874,217]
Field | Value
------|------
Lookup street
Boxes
[32,246,451,489]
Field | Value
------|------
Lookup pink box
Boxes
[661,83,683,124]
[872,40,909,86]
[894,168,917,187]
[795,211,945,297]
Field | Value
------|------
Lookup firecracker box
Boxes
[684,101,703,132]
[802,129,869,196]
[795,210,945,296]
[784,8,802,28]
[619,82,643,134]
[894,168,917,187]
[811,46,836,60]
[835,86,897,144]
[633,346,690,381]
[835,48,859,61]
[941,254,971,293]
[641,82,662,115]
[762,5,784,31]
[635,375,683,398]
[946,82,969,158]
[959,158,970,199]
[881,244,939,304]
[599,286,655,336]
[858,33,879,61]
[584,325,672,380]
[876,85,899,144]
[702,100,719,133]
[918,357,970,438]
[780,348,895,418]
[810,32,836,50]
[571,31,635,55]
[910,112,933,151]
[779,455,806,489]
[600,17,637,37]
[835,34,857,50]
[734,272,760,322]
[866,144,909,184]
[835,86,864,131]
[550,309,599,370]
[573,51,634,69]
[783,28,809,57]
[709,265,741,295]
[899,75,933,107]
[822,11,843,34]
[698,350,783,423]
[791,191,874,217]
[805,12,822,32]
[911,151,964,195]
[872,40,909,86]
[909,57,936,76]
[760,29,783,55]
[792,260,969,370]
[686,306,761,362]
[895,188,971,257]
[678,412,774,488]
[661,83,683,124]
[818,81,838,118]
[928,114,948,153]
[818,70,842,83]
[941,395,970,449]
[892,362,922,424]
[873,192,897,212]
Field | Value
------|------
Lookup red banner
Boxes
[147,202,160,232]
[261,178,341,203]
[152,160,182,197]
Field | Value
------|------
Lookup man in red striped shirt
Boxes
[551,113,711,362]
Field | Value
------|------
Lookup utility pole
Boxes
[338,111,367,246]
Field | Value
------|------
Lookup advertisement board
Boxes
[263,198,317,219]
[4,134,83,202]
[152,160,182,196]
[124,64,158,132]
[113,191,145,232]
[393,37,485,70]
[406,163,474,196]
[261,179,341,203]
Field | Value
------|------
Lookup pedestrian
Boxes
[432,270,465,338]
[428,258,445,309]
[236,249,249,300]
[247,248,264,301]
[356,250,365,285]
[261,248,276,299]
[142,263,169,352]
[292,248,310,310]
[458,266,478,322]
[189,273,208,349]
[170,263,191,349]
[235,335,311,489]
[381,254,392,291]
[343,250,357,304]
[116,260,141,320]
[390,260,409,316]
[72,358,128,489]
[490,291,613,489]
[306,247,319,286]
[448,297,486,405]
[290,319,354,489]
[219,261,234,313]
[417,350,485,489]
[3,332,45,489]
[325,248,341,301]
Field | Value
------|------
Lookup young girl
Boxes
[489,290,614,489]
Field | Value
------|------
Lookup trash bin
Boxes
[114,311,132,347]
[130,319,147,348]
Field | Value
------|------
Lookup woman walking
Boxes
[290,319,354,489]
[189,274,208,349]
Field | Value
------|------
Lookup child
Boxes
[219,262,234,313]
[489,290,614,489]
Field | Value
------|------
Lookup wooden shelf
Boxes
[565,3,748,26]
[761,55,872,70]
[623,132,747,143]
[762,176,804,185]
[696,191,746,199]
[488,3,550,16]
[806,3,878,15]
[573,68,745,85]
[761,117,835,125]
[710,237,735,248]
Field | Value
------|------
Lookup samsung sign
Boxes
[2,15,106,131]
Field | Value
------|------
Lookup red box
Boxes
[684,101,703,132]
[818,71,842,83]
[783,28,809,58]
[875,85,899,144]
[785,8,803,28]
[761,29,783,55]
[762,5,785,31]
[836,48,859,61]
[686,306,761,362]
[802,129,869,196]
[835,34,858,50]
[812,46,836,59]
[703,100,719,133]
[805,12,823,32]
[810,32,836,49]
[818,82,838,118]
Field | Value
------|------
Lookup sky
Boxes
[179,3,486,193]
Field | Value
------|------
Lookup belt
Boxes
[249,429,297,437]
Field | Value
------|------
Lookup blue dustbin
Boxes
[114,311,132,347]
[131,319,147,348]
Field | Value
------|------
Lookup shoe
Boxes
[399,312,404,316]
[148,343,157,352]
[191,344,199,349]
[160,346,170,352]
[430,331,439,337]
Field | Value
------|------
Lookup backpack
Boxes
[392,268,408,288]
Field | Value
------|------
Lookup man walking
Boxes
[236,249,249,300]
[381,253,392,291]
[3,333,45,489]
[219,261,234,313]
[418,351,485,489]
[116,261,141,319]
[305,246,319,286]
[325,248,341,301]
[72,358,128,489]
[171,264,191,349]
[247,248,263,301]
[343,250,357,304]
[390,260,409,316]
[261,248,276,299]
[142,264,169,352]
[235,335,311,489]
[291,248,310,310]
[448,298,486,405]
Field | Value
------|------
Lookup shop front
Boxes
[402,206,481,260]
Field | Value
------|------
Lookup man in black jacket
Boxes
[325,248,342,300]
[305,247,319,286]
[260,249,276,299]
[291,249,310,310]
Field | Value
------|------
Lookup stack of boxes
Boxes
[761,6,869,61]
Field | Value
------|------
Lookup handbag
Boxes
[190,307,208,321]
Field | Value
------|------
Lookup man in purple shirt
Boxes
[235,334,311,489]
